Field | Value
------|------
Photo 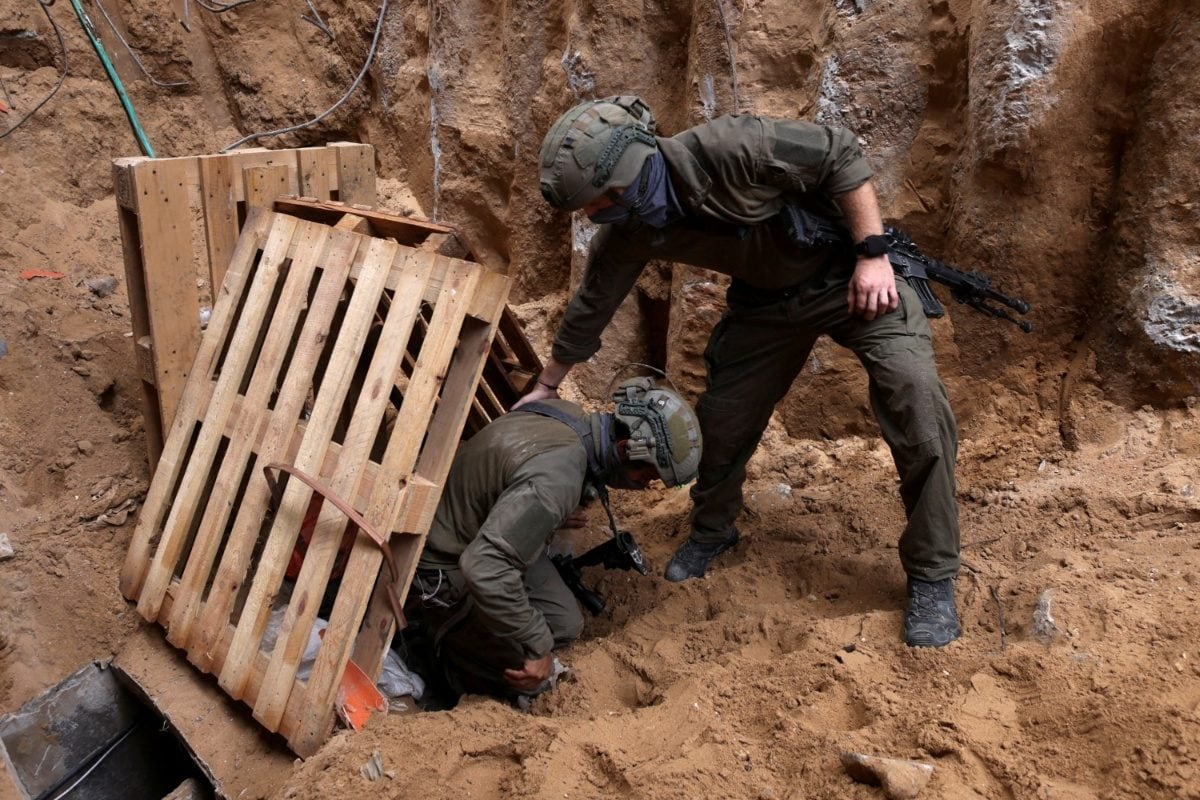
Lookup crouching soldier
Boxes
[407,377,701,704]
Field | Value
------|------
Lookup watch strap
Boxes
[855,234,889,258]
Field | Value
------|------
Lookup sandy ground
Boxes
[4,248,1200,798]
[3,0,1200,798]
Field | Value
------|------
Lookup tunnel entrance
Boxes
[0,662,215,800]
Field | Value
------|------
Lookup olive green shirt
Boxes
[419,400,589,658]
[552,114,873,364]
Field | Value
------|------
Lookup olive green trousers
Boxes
[689,270,960,582]
[411,554,583,698]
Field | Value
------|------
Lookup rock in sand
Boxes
[841,751,934,799]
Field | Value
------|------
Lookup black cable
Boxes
[300,0,334,40]
[221,0,389,151]
[0,0,69,140]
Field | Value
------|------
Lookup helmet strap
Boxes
[591,124,657,188]
[606,163,653,215]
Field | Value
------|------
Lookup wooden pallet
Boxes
[114,143,378,470]
[119,208,510,756]
[273,197,541,432]
[115,146,541,472]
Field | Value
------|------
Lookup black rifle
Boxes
[552,530,649,616]
[777,205,1033,333]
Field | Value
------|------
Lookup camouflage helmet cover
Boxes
[538,95,658,210]
[611,377,701,487]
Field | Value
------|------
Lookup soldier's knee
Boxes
[553,606,585,647]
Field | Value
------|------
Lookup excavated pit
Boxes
[2,1,1200,798]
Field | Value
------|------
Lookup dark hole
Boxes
[0,663,215,800]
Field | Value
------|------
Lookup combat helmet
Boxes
[538,95,659,211]
[611,377,701,487]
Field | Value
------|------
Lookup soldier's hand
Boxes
[512,382,557,410]
[847,255,899,320]
[504,653,553,691]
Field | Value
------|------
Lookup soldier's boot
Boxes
[663,530,740,582]
[904,577,961,647]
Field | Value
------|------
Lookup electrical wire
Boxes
[192,0,261,13]
[0,72,14,109]
[67,0,155,156]
[713,0,741,113]
[46,724,138,800]
[0,0,69,141]
[300,0,334,40]
[93,0,188,88]
[221,0,389,151]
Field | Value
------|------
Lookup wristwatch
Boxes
[855,234,889,258]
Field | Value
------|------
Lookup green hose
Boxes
[68,0,155,157]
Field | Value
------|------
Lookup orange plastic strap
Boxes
[262,462,407,629]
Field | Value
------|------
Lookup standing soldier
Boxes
[519,96,962,648]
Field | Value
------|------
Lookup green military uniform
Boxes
[551,114,960,582]
[414,399,589,695]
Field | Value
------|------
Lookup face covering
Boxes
[587,152,685,228]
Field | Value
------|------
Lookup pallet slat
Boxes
[186,227,364,673]
[129,158,204,434]
[351,270,511,678]
[199,154,239,292]
[216,235,400,701]
[290,257,481,753]
[165,221,332,648]
[252,248,437,730]
[120,209,275,599]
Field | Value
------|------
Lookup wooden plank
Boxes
[333,213,374,235]
[252,247,435,730]
[291,256,483,754]
[499,305,543,379]
[136,213,302,623]
[130,157,205,435]
[113,157,141,210]
[274,198,455,246]
[297,147,334,200]
[331,142,376,207]
[222,149,299,203]
[199,154,239,293]
[243,165,292,211]
[165,221,332,648]
[115,154,203,208]
[114,169,164,471]
[351,269,510,679]
[114,145,361,206]
[157,586,306,735]
[217,236,399,703]
[119,209,276,600]
[187,227,364,672]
